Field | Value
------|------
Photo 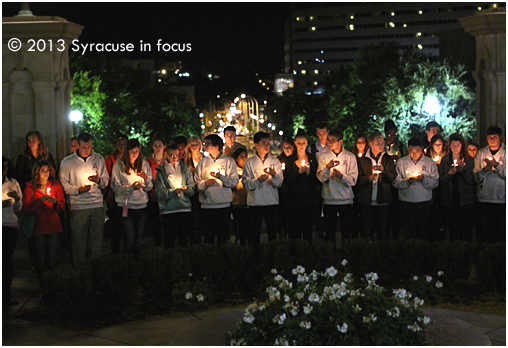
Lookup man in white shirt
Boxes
[392,137,439,240]
[317,129,358,246]
[194,134,239,244]
[242,132,283,247]
[473,125,506,243]
[59,132,109,266]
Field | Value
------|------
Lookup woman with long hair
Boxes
[111,138,153,255]
[439,133,476,242]
[426,133,448,241]
[147,132,166,249]
[230,147,250,245]
[16,130,57,192]
[183,136,203,244]
[21,160,65,286]
[277,137,295,239]
[3,156,23,306]
[283,130,318,241]
[352,134,369,159]
[426,134,448,165]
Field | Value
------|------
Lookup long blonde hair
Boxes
[184,136,202,171]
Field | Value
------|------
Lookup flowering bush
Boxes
[171,274,215,312]
[406,271,444,303]
[227,262,429,345]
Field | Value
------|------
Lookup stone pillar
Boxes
[460,8,506,146]
[2,10,83,164]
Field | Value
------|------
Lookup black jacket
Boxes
[438,152,476,207]
[283,153,318,209]
[355,151,396,205]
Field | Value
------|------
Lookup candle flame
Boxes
[281,163,286,170]
[358,153,363,157]
[412,171,420,177]
[433,155,440,162]
[300,160,306,166]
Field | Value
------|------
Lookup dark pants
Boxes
[277,199,289,240]
[33,233,59,286]
[232,207,251,245]
[109,205,123,254]
[146,200,163,248]
[443,205,474,242]
[161,212,193,248]
[400,201,431,241]
[3,226,18,302]
[387,188,401,240]
[190,193,202,244]
[323,204,354,243]
[359,204,390,240]
[202,207,231,244]
[288,206,314,241]
[478,202,506,244]
[121,207,148,255]
[250,205,279,247]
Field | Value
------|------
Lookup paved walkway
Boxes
[3,236,506,346]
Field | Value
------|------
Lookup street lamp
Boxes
[237,94,259,134]
[70,110,83,123]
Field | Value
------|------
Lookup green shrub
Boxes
[426,242,475,281]
[171,276,216,312]
[41,264,95,317]
[140,249,179,298]
[91,254,143,305]
[476,243,506,293]
[227,265,429,345]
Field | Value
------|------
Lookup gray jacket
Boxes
[155,160,195,214]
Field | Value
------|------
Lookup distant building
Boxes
[274,73,294,95]
[285,2,500,89]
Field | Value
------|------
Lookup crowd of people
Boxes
[2,121,506,307]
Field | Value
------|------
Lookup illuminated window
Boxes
[391,12,395,16]
[417,32,422,37]
[296,17,301,21]
[309,16,314,21]
[293,70,297,75]
[301,70,307,75]
[418,44,423,49]
[493,4,498,8]
[478,6,482,10]
[350,15,354,19]
[310,27,316,31]
[418,10,423,14]
[298,61,302,65]
[403,24,407,28]
[389,22,395,28]
[349,24,354,30]
[314,70,319,74]
[314,82,318,85]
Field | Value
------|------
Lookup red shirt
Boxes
[22,181,65,236]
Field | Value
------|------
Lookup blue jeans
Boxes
[32,233,59,285]
[121,208,148,254]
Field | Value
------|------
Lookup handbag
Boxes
[18,188,35,238]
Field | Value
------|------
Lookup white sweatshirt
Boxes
[316,148,358,205]
[111,160,153,209]
[473,144,506,204]
[59,152,109,210]
[194,153,239,209]
[242,153,283,206]
[392,155,439,203]
[2,178,23,227]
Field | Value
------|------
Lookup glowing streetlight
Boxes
[70,110,83,123]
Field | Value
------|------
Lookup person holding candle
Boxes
[384,119,403,240]
[104,133,128,254]
[155,142,195,248]
[59,132,109,266]
[231,147,251,245]
[426,133,448,240]
[146,132,166,249]
[22,160,65,286]
[111,138,153,255]
[284,130,318,241]
[351,134,368,238]
[243,132,283,248]
[355,132,396,240]
[473,125,506,244]
[317,129,358,245]
[3,157,22,306]
[277,137,296,239]
[352,134,368,159]
[466,138,480,159]
[194,134,239,244]
[184,135,204,244]
[438,133,476,242]
[393,137,439,241]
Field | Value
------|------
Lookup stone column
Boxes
[2,9,83,163]
[460,8,506,146]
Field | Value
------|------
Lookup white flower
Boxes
[338,323,348,333]
[366,272,379,282]
[423,316,431,324]
[413,275,418,281]
[271,269,278,274]
[308,293,320,302]
[297,274,309,283]
[437,270,444,277]
[188,273,192,277]
[197,294,205,302]
[291,307,299,316]
[185,292,193,300]
[243,314,255,324]
[274,275,283,282]
[311,270,319,281]
[274,337,289,346]
[343,273,353,283]
[426,275,433,282]
[407,323,422,332]
[435,281,443,288]
[273,313,287,325]
[341,259,348,266]
[296,292,304,300]
[353,304,362,313]
[303,305,313,314]
[325,266,338,277]
[292,266,305,275]
[299,321,312,329]
[284,295,290,302]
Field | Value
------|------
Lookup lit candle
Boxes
[433,155,440,162]
[488,156,493,161]
[395,150,399,156]
[46,187,51,196]
[452,159,458,167]
[358,153,363,157]
[300,159,306,166]
[412,171,420,177]
[281,162,286,170]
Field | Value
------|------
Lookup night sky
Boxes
[3,2,291,101]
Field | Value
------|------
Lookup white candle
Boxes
[358,153,363,157]
[452,159,458,167]
[281,163,286,170]
[46,187,51,196]
[488,156,493,161]
[300,159,306,166]
[412,171,420,177]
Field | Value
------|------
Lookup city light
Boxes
[70,110,83,123]
[161,69,167,74]
[279,131,283,136]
